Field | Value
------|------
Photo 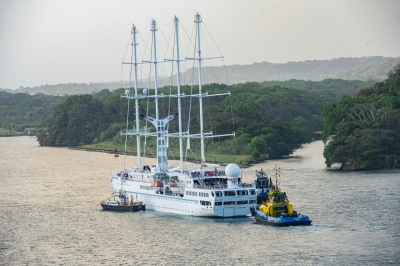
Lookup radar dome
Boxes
[225,163,240,178]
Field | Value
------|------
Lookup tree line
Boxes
[322,65,400,170]
[5,75,395,167]
[0,92,67,133]
[34,79,373,163]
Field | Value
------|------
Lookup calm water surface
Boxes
[0,137,399,265]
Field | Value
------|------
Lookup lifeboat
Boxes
[168,179,180,188]
[100,193,145,212]
[151,180,164,187]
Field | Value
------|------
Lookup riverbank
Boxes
[70,145,254,168]
[74,140,254,167]
[0,132,32,137]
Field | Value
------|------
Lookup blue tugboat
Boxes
[250,166,312,226]
[101,192,145,212]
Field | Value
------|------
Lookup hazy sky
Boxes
[1,0,399,89]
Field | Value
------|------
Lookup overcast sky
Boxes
[1,0,399,89]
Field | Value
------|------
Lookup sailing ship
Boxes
[107,13,257,217]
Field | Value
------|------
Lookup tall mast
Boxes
[151,19,160,121]
[195,13,206,164]
[132,25,141,168]
[145,18,173,172]
[174,16,184,173]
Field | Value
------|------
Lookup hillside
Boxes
[218,56,400,83]
[35,78,377,163]
[322,65,400,170]
[3,56,399,95]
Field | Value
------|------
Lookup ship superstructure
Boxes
[108,13,256,217]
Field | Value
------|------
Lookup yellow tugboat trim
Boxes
[258,165,296,218]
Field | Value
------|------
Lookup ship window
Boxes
[236,190,248,196]
[224,191,236,196]
[236,200,248,205]
[256,178,269,187]
[186,191,198,196]
[214,201,222,206]
[199,192,209,197]
[249,189,256,195]
[200,200,211,206]
[274,194,281,202]
[211,192,214,197]
[215,191,223,197]
[249,200,256,204]
[223,201,235,205]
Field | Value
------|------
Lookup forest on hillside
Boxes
[2,56,396,95]
[322,65,400,170]
[5,74,396,166]
[34,79,373,163]
[0,92,67,133]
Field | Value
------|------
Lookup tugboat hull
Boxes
[251,207,312,227]
[101,203,145,212]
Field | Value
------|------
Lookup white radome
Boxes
[225,163,240,178]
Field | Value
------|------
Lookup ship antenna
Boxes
[274,164,280,190]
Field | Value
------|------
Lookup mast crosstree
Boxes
[122,13,234,173]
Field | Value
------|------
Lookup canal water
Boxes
[0,137,399,265]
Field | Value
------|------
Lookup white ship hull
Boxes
[109,170,256,217]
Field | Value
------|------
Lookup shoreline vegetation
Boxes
[34,80,370,167]
[322,65,400,171]
[63,71,400,171]
[77,142,254,168]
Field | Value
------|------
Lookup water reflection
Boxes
[0,137,399,265]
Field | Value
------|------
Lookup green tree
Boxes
[247,136,268,160]
[322,65,400,170]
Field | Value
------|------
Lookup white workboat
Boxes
[107,13,256,217]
